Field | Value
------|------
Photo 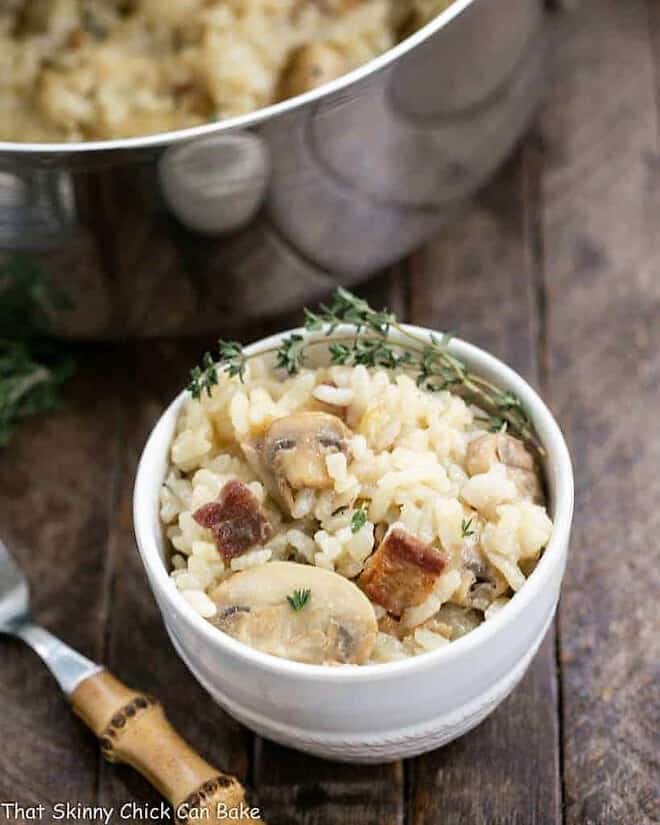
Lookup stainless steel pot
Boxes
[0,0,550,339]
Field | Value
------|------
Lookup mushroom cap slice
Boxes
[265,412,351,490]
[209,561,377,665]
[243,411,352,514]
[466,432,535,475]
[466,433,544,504]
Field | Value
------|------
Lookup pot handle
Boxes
[71,670,264,823]
[159,133,270,236]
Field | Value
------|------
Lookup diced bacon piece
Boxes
[193,479,271,561]
[358,527,447,617]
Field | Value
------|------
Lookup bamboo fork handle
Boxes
[71,670,263,823]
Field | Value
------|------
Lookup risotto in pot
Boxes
[1,0,453,142]
[160,322,553,666]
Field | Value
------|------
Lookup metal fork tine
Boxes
[0,536,100,691]
[0,536,28,588]
[0,537,31,632]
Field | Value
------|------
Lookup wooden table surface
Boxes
[1,1,658,824]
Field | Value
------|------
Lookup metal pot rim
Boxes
[0,0,476,156]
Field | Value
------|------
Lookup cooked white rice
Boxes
[160,354,553,664]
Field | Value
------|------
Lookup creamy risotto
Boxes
[1,0,453,142]
[160,352,553,666]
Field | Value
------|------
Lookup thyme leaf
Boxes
[287,588,311,612]
[219,341,247,380]
[276,333,305,375]
[351,503,369,533]
[488,416,507,433]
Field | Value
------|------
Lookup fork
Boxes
[0,538,263,823]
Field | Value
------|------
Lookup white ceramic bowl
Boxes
[133,325,573,763]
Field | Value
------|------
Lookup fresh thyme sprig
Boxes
[189,342,247,399]
[287,588,311,612]
[0,256,74,447]
[189,353,217,400]
[304,288,395,336]
[187,288,543,455]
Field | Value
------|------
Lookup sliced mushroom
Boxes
[461,540,489,581]
[466,432,534,474]
[463,560,509,612]
[466,433,544,504]
[243,412,351,514]
[278,43,346,100]
[209,561,377,665]
[434,537,509,612]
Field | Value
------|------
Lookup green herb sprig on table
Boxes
[188,288,543,455]
[0,257,74,447]
[287,588,311,612]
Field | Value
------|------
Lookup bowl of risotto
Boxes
[134,294,573,762]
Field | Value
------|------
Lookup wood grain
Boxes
[540,1,660,822]
[407,147,562,825]
[253,741,404,825]
[0,350,124,820]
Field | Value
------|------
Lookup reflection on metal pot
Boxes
[0,0,551,339]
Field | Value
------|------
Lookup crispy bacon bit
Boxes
[193,479,271,560]
[358,527,447,617]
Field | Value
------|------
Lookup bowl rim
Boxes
[133,322,574,683]
[0,0,477,156]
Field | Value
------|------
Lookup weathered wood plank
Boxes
[410,635,560,825]
[253,741,405,825]
[540,1,660,822]
[95,339,255,822]
[409,151,541,377]
[0,351,124,819]
[251,269,406,825]
[407,146,562,825]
